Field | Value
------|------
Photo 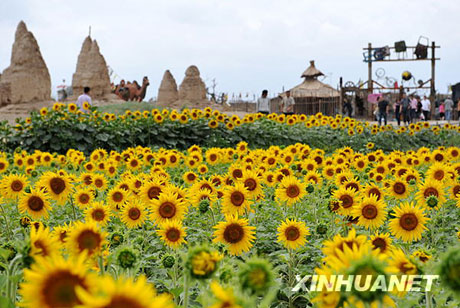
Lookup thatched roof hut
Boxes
[275,60,340,115]
[282,60,340,98]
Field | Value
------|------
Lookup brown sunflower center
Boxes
[244,178,257,191]
[166,228,181,242]
[233,169,243,179]
[92,209,105,221]
[11,180,24,192]
[286,185,300,198]
[434,154,443,161]
[94,179,103,188]
[393,182,406,195]
[285,226,300,241]
[340,195,354,208]
[423,187,439,198]
[28,196,45,211]
[223,223,244,243]
[453,185,460,197]
[34,240,49,256]
[399,213,418,231]
[361,204,378,219]
[372,238,387,252]
[77,230,102,253]
[130,160,138,167]
[50,177,66,194]
[0,162,5,169]
[102,296,144,308]
[43,270,87,308]
[368,188,381,200]
[230,191,245,206]
[78,193,90,204]
[128,208,141,220]
[210,154,217,161]
[433,170,444,180]
[112,191,123,203]
[187,174,196,181]
[159,202,176,218]
[147,186,162,200]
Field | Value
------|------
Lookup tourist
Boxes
[256,90,270,115]
[280,90,295,115]
[343,97,353,117]
[394,98,402,126]
[377,96,389,126]
[76,86,92,113]
[444,96,454,121]
[409,94,418,122]
[439,101,445,120]
[421,96,431,121]
[401,93,411,125]
[457,98,460,121]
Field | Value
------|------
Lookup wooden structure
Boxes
[276,61,340,115]
[340,41,440,118]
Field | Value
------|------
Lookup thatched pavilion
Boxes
[273,60,340,115]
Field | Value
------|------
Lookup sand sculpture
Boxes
[72,36,111,98]
[157,70,179,104]
[0,21,51,105]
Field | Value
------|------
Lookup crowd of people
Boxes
[375,94,460,126]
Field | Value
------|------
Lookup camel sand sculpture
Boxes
[114,76,149,102]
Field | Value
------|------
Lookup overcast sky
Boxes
[0,0,459,100]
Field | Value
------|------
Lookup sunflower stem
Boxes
[70,198,77,221]
[183,273,190,308]
[0,204,12,241]
[98,254,105,275]
[425,290,432,308]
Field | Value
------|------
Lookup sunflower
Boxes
[221,182,252,216]
[415,179,446,209]
[386,178,410,199]
[183,171,198,184]
[107,187,130,211]
[333,186,360,216]
[189,188,217,208]
[213,216,255,256]
[157,220,187,249]
[370,232,393,255]
[239,169,263,198]
[53,224,71,246]
[389,202,429,242]
[85,202,111,226]
[92,174,107,190]
[352,195,387,230]
[73,187,94,209]
[150,191,186,224]
[0,157,9,172]
[363,183,384,201]
[208,281,243,308]
[120,199,148,228]
[68,221,107,257]
[321,229,368,261]
[20,254,95,308]
[18,188,52,220]
[139,180,164,203]
[39,171,73,204]
[277,218,309,250]
[30,225,59,258]
[275,176,307,206]
[77,275,174,308]
[425,162,447,182]
[1,173,28,199]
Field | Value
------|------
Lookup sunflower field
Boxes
[0,106,459,308]
[1,103,459,154]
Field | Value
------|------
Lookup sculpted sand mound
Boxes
[157,70,178,105]
[0,21,51,105]
[178,65,207,102]
[72,36,111,98]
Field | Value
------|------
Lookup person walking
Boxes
[256,90,270,115]
[76,87,92,113]
[457,98,460,121]
[377,96,389,126]
[421,96,431,121]
[401,93,411,125]
[439,101,445,120]
[280,90,295,115]
[394,98,402,126]
[444,96,454,121]
[409,94,418,122]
